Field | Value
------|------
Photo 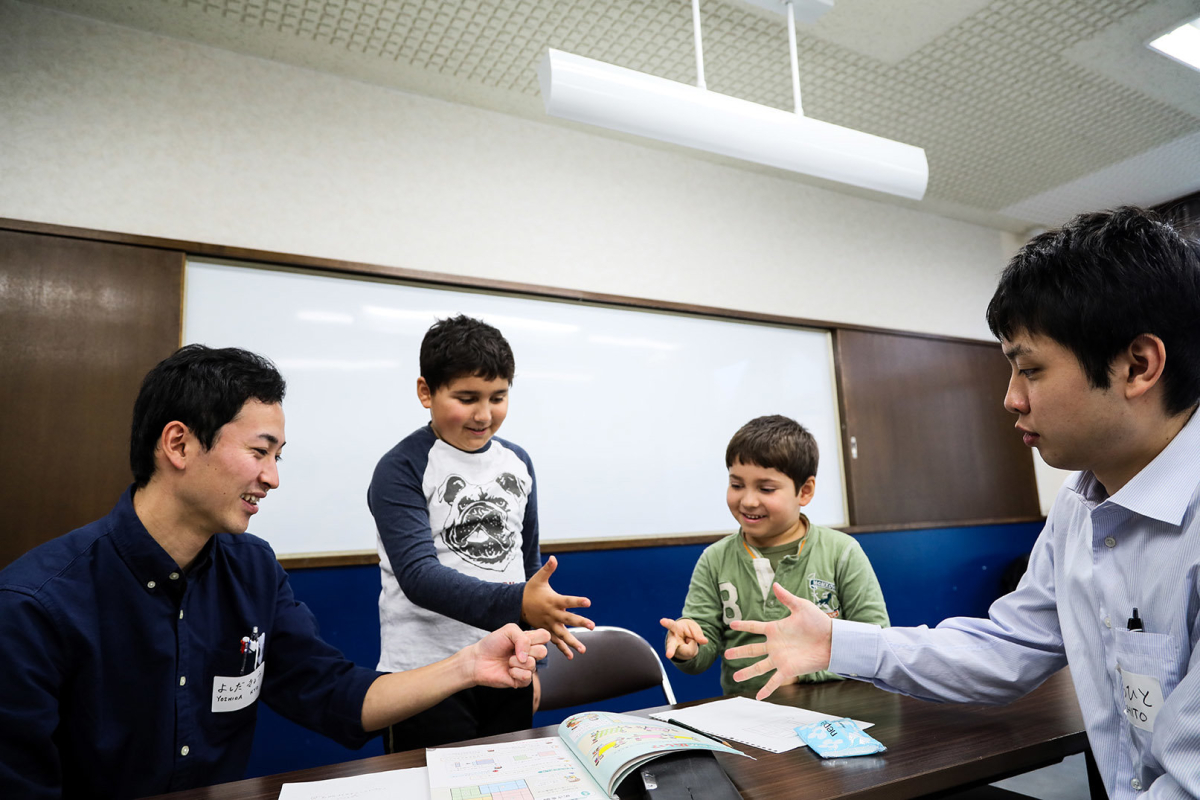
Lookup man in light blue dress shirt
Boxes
[726,207,1200,799]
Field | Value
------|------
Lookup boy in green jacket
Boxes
[661,415,889,696]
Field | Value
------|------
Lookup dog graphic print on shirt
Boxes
[434,472,527,571]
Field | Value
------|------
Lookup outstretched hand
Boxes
[522,556,595,659]
[724,583,833,700]
[470,623,550,689]
[660,617,708,661]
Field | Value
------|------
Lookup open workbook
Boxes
[426,711,746,800]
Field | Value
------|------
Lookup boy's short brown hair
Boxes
[419,314,515,393]
[725,415,818,491]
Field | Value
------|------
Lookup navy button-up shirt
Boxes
[0,487,383,799]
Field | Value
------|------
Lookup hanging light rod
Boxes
[535,0,927,201]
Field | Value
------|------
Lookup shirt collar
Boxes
[1070,409,1200,526]
[740,515,811,558]
[107,485,213,590]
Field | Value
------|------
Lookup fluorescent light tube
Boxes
[537,48,928,201]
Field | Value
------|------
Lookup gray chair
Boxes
[537,625,677,712]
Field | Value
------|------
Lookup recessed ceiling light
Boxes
[1148,15,1200,73]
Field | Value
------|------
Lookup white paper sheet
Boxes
[650,696,874,753]
[276,766,430,800]
[426,736,606,800]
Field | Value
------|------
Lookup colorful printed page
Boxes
[557,711,745,796]
[426,736,607,800]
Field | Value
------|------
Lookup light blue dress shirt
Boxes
[831,409,1200,799]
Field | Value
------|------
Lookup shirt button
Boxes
[169,572,180,580]
[1132,778,1142,790]
[1105,537,1116,548]
[179,676,186,687]
[1104,617,1111,628]
[179,609,184,620]
[146,580,156,589]
[180,745,190,757]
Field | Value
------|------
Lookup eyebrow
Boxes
[1003,343,1030,361]
[256,433,282,446]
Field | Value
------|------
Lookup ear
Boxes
[1119,334,1167,402]
[796,476,817,507]
[158,421,192,472]
[439,475,467,504]
[417,377,433,409]
[496,472,525,498]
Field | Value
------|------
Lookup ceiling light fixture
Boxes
[1148,15,1200,74]
[537,0,928,200]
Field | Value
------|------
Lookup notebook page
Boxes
[650,697,874,754]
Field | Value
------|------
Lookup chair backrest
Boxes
[538,626,677,712]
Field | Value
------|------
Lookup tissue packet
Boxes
[795,717,887,758]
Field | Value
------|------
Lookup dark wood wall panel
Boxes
[836,329,1040,527]
[0,230,183,569]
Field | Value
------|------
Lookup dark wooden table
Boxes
[150,669,1090,800]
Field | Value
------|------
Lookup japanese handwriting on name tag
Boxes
[212,661,265,713]
[1119,666,1164,732]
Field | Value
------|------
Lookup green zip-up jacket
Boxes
[672,522,890,696]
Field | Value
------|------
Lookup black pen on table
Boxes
[667,717,731,747]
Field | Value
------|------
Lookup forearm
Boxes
[831,616,1065,705]
[400,559,525,630]
[361,648,474,732]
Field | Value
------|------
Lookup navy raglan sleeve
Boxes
[260,559,384,743]
[368,440,525,631]
[0,588,67,799]
[517,449,542,580]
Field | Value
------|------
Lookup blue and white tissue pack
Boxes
[795,717,887,758]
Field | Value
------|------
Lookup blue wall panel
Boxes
[246,520,1043,777]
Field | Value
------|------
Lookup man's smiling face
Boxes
[179,399,286,535]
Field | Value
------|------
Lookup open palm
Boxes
[724,583,832,699]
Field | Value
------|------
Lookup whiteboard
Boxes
[183,261,846,555]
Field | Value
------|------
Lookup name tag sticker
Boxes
[1119,665,1164,732]
[212,661,265,713]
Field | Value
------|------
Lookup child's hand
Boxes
[660,617,708,661]
[521,556,595,659]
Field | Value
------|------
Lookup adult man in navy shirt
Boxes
[0,345,549,799]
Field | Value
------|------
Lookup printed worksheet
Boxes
[427,736,606,800]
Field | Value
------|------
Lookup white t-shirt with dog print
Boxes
[369,424,541,672]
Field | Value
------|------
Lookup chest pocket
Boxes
[1114,629,1181,736]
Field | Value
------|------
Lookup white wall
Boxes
[1,0,1011,342]
[4,0,1067,512]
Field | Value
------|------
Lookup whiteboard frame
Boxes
[182,257,849,557]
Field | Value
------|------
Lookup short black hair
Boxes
[725,415,818,491]
[130,345,286,488]
[419,315,515,393]
[987,206,1200,416]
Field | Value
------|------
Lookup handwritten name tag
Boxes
[1118,665,1164,732]
[212,661,265,713]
